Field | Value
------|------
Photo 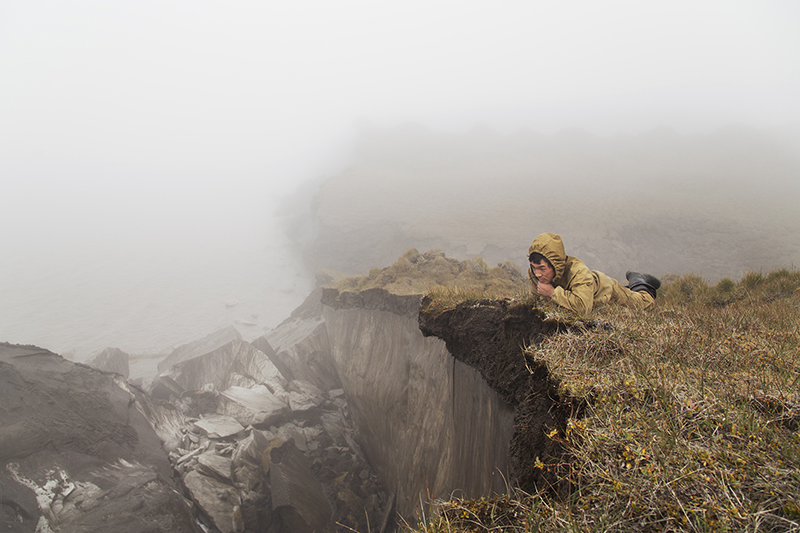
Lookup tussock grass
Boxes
[332,248,529,302]
[405,269,800,533]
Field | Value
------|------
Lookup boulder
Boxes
[149,374,185,400]
[232,428,271,468]
[320,410,347,442]
[183,470,242,533]
[158,325,242,374]
[274,423,310,452]
[161,338,287,395]
[198,452,233,483]
[119,376,187,452]
[266,315,342,393]
[287,380,325,413]
[0,342,200,533]
[218,385,289,427]
[194,414,245,439]
[86,347,130,378]
[251,335,294,381]
[231,429,272,492]
[270,440,332,533]
[225,371,259,389]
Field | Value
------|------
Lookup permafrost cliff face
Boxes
[2,283,569,532]
[322,289,517,520]
[321,287,569,522]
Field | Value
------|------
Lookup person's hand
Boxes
[537,281,555,299]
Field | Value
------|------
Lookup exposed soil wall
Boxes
[418,298,574,492]
[321,288,517,520]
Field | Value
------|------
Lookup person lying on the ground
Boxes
[528,232,661,315]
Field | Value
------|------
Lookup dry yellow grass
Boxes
[406,269,800,532]
[331,248,529,301]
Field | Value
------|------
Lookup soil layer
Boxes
[418,298,574,492]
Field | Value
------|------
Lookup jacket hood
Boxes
[528,232,567,283]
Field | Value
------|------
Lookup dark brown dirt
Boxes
[418,297,577,493]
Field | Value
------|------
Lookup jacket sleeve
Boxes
[551,268,595,315]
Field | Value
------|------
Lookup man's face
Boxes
[531,260,555,284]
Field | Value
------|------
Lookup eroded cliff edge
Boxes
[417,297,570,492]
[1,250,573,532]
[321,285,571,522]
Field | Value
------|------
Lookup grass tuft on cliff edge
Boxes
[330,248,530,302]
[406,269,800,533]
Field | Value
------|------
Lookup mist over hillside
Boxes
[284,122,800,282]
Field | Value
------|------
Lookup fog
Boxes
[2,1,799,357]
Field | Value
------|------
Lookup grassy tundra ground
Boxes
[410,269,800,532]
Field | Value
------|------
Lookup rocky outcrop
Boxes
[86,346,130,378]
[218,385,289,426]
[269,440,332,533]
[0,342,200,533]
[184,469,241,532]
[158,326,242,374]
[258,286,342,394]
[157,336,287,395]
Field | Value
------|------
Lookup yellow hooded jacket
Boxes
[528,233,631,315]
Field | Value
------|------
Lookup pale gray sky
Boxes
[1,0,799,251]
[1,1,799,354]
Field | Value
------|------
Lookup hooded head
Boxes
[528,233,567,284]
